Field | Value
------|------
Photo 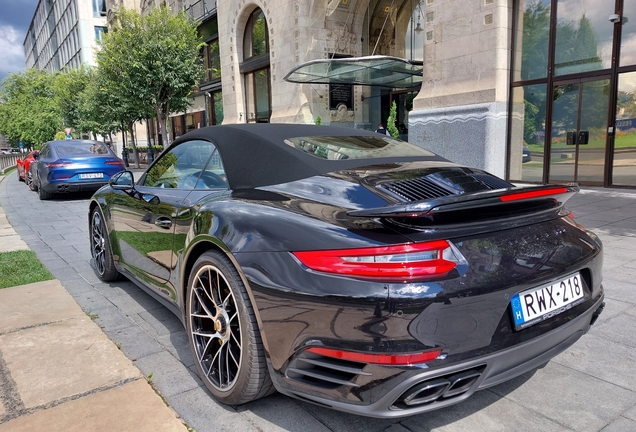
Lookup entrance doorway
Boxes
[548,78,610,185]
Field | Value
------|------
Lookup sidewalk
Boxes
[0,179,187,431]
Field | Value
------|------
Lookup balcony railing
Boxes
[184,0,217,22]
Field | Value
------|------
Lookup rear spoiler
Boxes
[347,184,579,220]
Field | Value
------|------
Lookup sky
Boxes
[0,0,39,82]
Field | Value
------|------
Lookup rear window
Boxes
[284,136,435,160]
[55,142,111,156]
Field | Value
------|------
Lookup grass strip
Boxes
[0,250,54,289]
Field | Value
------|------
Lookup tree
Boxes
[520,1,550,81]
[53,66,92,136]
[0,69,61,148]
[387,101,399,138]
[96,6,205,149]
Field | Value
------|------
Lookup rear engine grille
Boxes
[391,365,486,409]
[469,173,513,190]
[379,171,513,203]
[286,351,371,390]
[380,177,452,202]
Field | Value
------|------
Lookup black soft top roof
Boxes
[171,124,447,190]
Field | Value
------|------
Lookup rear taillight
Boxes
[292,240,466,281]
[46,162,73,168]
[500,187,568,202]
[105,160,124,166]
[305,346,443,365]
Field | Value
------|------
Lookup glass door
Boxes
[549,78,610,184]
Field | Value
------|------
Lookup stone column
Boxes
[409,0,512,178]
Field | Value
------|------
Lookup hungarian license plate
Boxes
[79,173,103,179]
[511,273,584,330]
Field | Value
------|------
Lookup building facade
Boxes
[24,0,108,72]
[107,1,636,188]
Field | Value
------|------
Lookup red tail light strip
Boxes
[500,187,568,202]
[306,346,443,365]
[292,240,458,280]
[46,162,73,168]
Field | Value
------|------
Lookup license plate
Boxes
[79,173,103,179]
[511,273,584,330]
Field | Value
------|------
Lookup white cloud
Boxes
[0,25,27,81]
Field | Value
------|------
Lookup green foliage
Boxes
[53,66,92,133]
[55,131,67,140]
[97,6,205,148]
[523,99,540,144]
[315,116,322,125]
[0,250,54,289]
[0,69,62,147]
[520,1,550,81]
[386,101,399,138]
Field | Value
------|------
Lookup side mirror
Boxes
[33,152,39,160]
[110,170,135,190]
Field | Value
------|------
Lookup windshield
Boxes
[55,142,111,156]
[284,136,435,160]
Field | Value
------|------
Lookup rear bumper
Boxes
[42,180,107,193]
[274,294,604,418]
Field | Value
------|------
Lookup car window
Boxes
[39,145,50,158]
[143,140,227,189]
[55,142,110,156]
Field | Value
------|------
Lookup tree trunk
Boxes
[128,121,141,169]
[156,106,169,150]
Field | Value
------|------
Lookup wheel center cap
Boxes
[214,315,227,333]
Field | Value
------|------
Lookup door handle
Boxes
[155,217,172,229]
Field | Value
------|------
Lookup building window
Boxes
[205,39,220,81]
[95,26,107,42]
[243,8,268,59]
[93,0,106,17]
[241,8,271,123]
[209,91,224,125]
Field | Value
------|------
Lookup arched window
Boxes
[241,8,271,123]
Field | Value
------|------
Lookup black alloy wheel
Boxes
[90,208,120,281]
[29,170,37,191]
[186,251,273,404]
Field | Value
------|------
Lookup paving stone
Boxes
[597,417,636,432]
[0,280,84,333]
[0,380,187,432]
[0,317,140,408]
[237,394,332,432]
[624,403,636,422]
[400,390,568,432]
[603,275,636,305]
[166,386,257,432]
[294,400,397,432]
[591,311,636,349]
[102,325,165,361]
[490,361,636,431]
[132,351,203,398]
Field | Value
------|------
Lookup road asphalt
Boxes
[0,168,635,432]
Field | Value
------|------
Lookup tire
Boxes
[38,184,54,200]
[90,207,120,281]
[29,172,38,191]
[186,251,274,405]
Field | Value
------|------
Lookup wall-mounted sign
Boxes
[329,84,353,111]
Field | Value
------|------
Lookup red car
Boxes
[16,150,37,186]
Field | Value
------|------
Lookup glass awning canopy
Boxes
[283,55,423,89]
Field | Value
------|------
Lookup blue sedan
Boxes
[31,139,125,200]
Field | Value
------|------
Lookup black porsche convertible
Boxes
[88,124,604,418]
